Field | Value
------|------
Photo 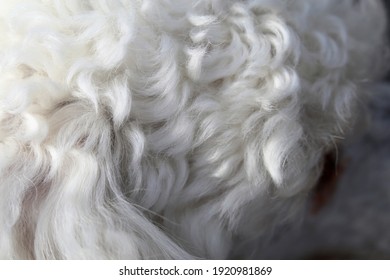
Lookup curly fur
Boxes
[0,0,387,259]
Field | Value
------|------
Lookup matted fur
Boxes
[0,0,387,259]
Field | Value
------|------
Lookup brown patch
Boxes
[13,175,52,259]
[310,152,346,214]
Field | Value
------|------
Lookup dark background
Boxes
[232,1,390,259]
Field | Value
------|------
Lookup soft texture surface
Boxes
[232,83,390,259]
[0,0,387,259]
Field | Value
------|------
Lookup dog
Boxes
[0,0,387,259]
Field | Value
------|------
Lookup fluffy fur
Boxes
[0,0,387,259]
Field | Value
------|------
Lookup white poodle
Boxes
[0,0,387,259]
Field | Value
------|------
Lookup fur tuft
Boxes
[0,0,387,259]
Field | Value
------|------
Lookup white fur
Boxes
[0,0,387,259]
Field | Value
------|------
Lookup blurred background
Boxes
[233,0,390,260]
